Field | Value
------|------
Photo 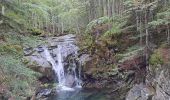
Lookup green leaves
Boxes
[149,51,163,66]
[0,33,41,98]
[149,7,170,28]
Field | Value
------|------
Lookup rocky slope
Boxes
[126,48,170,100]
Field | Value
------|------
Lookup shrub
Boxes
[0,55,40,98]
[149,51,163,66]
[29,28,43,36]
[85,16,110,33]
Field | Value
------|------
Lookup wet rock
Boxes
[65,75,76,87]
[25,55,51,68]
[36,89,52,99]
[48,34,76,46]
[36,46,44,52]
[24,47,34,56]
[24,50,54,81]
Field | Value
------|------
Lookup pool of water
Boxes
[48,88,111,100]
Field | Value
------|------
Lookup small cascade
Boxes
[43,36,82,91]
[44,46,65,86]
[72,60,82,88]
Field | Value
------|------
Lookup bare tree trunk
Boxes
[52,16,55,34]
[167,25,170,45]
[0,6,5,24]
[99,0,103,17]
[61,22,64,34]
[32,12,35,28]
[112,0,115,15]
[103,0,107,16]
[145,10,149,67]
[2,5,5,15]
[139,14,143,46]
[35,13,38,28]
[76,21,80,34]
[45,17,48,32]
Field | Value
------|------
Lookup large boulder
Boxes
[24,46,54,81]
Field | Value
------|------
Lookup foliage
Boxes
[149,51,163,66]
[85,16,110,33]
[0,33,41,99]
[116,46,144,63]
[149,7,170,27]
[2,0,87,34]
[79,33,93,50]
[29,28,43,36]
[0,54,40,98]
[104,23,122,37]
[104,15,127,37]
[21,36,46,48]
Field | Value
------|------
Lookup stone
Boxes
[151,66,170,100]
[36,46,44,52]
[25,55,51,68]
[36,89,52,99]
[65,75,76,87]
[78,54,91,65]
[126,83,154,100]
[24,47,35,56]
[48,34,76,46]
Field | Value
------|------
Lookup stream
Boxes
[44,35,110,100]
[26,34,113,100]
[48,88,109,100]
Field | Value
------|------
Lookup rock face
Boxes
[24,34,82,86]
[126,83,155,100]
[24,46,54,82]
[127,64,170,100]
[126,48,170,100]
[148,64,170,100]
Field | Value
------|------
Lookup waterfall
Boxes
[44,46,65,86]
[44,42,82,91]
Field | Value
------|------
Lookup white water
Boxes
[44,43,81,91]
[44,46,65,86]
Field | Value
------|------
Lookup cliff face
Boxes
[126,48,170,100]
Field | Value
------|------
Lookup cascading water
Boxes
[44,46,65,86]
[43,35,82,91]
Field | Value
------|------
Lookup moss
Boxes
[149,51,163,66]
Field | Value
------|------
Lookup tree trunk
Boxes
[61,22,64,34]
[139,14,143,46]
[167,25,170,45]
[145,10,149,67]
[52,16,55,34]
[2,6,5,15]
[76,21,80,34]
[103,0,107,16]
[45,17,48,32]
